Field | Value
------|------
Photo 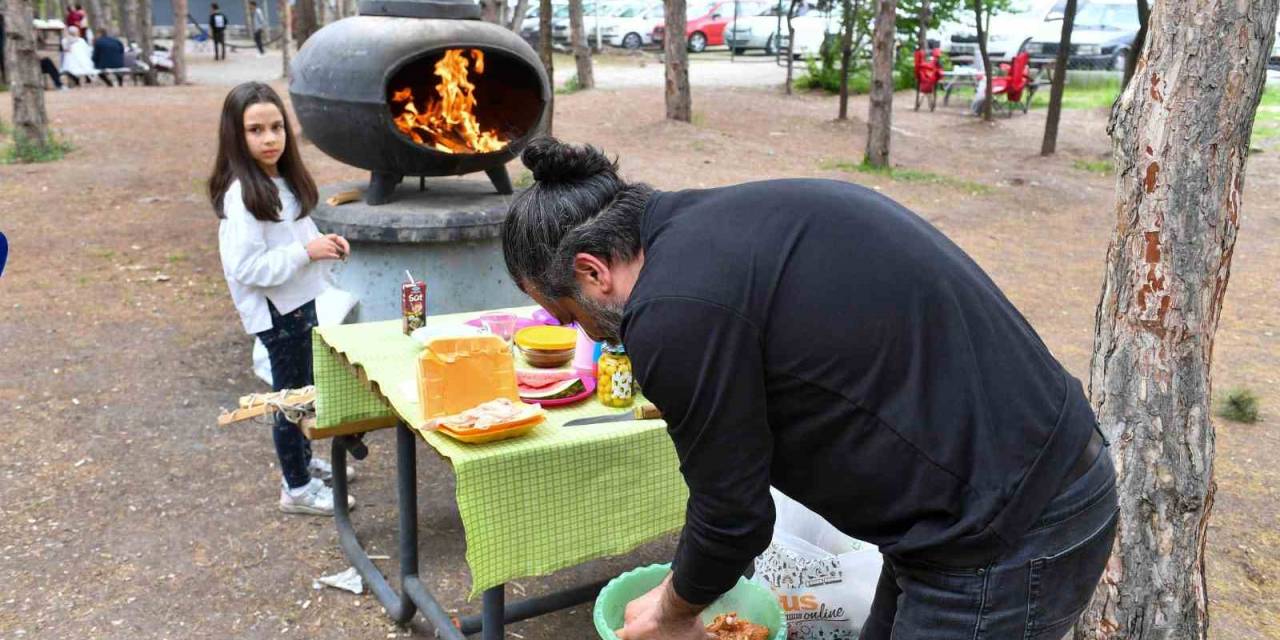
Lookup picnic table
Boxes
[310,308,689,638]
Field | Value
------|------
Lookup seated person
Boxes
[40,57,66,90]
[60,25,96,86]
[90,29,125,86]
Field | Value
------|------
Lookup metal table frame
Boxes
[329,423,612,638]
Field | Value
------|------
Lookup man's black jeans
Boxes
[256,300,316,489]
[860,448,1118,640]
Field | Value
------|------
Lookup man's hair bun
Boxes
[521,136,617,184]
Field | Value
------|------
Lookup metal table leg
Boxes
[331,423,608,638]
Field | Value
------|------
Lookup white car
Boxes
[1023,0,1141,70]
[937,0,1058,64]
[725,1,819,55]
[777,6,841,58]
[596,2,665,49]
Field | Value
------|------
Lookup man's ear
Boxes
[573,252,613,293]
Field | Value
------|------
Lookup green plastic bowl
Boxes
[593,564,786,640]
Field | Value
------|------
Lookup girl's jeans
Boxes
[256,300,316,489]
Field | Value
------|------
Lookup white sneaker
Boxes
[308,457,355,483]
[279,478,355,516]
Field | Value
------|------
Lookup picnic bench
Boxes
[308,309,688,638]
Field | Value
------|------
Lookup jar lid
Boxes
[514,325,577,351]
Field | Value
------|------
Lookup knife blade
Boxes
[563,402,661,427]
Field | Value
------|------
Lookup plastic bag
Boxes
[754,488,882,640]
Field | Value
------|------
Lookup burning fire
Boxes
[390,49,508,154]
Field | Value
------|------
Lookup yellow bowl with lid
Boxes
[514,325,577,368]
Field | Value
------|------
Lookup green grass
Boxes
[821,158,993,195]
[1251,88,1280,146]
[2,132,72,164]
[514,170,534,189]
[556,74,584,94]
[166,252,189,263]
[1072,159,1112,174]
[1216,387,1261,424]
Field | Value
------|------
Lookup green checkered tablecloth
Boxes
[313,313,688,598]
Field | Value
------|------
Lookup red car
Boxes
[652,0,769,53]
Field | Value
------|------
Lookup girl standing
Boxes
[210,82,353,515]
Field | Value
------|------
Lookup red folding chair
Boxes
[988,52,1036,115]
[913,48,944,112]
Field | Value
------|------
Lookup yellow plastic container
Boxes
[514,326,577,351]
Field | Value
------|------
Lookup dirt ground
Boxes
[1,51,1277,639]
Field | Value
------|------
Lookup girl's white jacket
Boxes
[218,178,329,334]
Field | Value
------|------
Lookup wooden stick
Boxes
[217,388,316,426]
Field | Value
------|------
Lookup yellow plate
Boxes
[437,415,545,444]
[514,325,577,351]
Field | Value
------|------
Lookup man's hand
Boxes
[615,575,713,640]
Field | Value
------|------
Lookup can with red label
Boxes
[401,280,427,335]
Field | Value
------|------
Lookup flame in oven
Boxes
[390,49,507,154]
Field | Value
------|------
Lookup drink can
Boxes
[402,280,427,335]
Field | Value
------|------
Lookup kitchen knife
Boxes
[563,403,662,427]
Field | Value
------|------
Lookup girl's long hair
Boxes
[208,82,318,221]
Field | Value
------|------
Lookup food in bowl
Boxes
[514,326,578,368]
[706,613,769,640]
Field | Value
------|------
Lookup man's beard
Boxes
[573,290,625,344]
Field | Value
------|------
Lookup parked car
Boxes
[1023,0,1141,70]
[937,0,1057,64]
[519,2,567,47]
[724,1,819,55]
[596,2,665,49]
[1271,17,1280,68]
[653,0,769,53]
[550,2,610,48]
[775,5,843,58]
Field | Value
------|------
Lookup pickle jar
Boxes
[597,342,635,408]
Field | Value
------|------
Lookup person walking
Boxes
[209,3,229,60]
[250,0,268,56]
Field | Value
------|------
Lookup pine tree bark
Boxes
[537,0,553,134]
[1039,0,1075,156]
[973,0,992,121]
[123,0,139,45]
[836,0,855,119]
[864,0,894,166]
[294,0,315,45]
[4,0,51,151]
[140,0,156,84]
[508,0,529,31]
[279,0,291,77]
[1073,1,1280,638]
[783,0,798,95]
[1121,0,1147,90]
[568,0,592,89]
[915,0,928,50]
[663,0,691,122]
[168,0,185,83]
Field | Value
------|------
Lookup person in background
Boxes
[209,3,229,60]
[40,58,67,90]
[91,29,125,85]
[250,0,268,57]
[209,82,356,516]
[60,25,97,87]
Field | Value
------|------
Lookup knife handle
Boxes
[633,403,661,419]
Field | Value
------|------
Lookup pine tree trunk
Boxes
[168,0,185,83]
[663,0,691,122]
[123,0,139,44]
[140,0,156,84]
[1039,0,1075,156]
[973,0,992,121]
[279,0,290,77]
[783,0,798,95]
[294,0,315,45]
[1122,0,1148,90]
[4,0,51,151]
[864,0,894,166]
[508,0,529,31]
[537,0,552,134]
[1073,1,1279,638]
[568,0,592,89]
[836,0,854,119]
[915,0,928,50]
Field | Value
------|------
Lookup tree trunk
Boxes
[1122,0,1148,89]
[1073,1,1280,638]
[1039,0,1075,156]
[663,0,691,122]
[294,0,315,45]
[837,0,855,119]
[915,0,928,50]
[122,0,139,44]
[973,0,992,121]
[537,0,552,134]
[568,0,592,89]
[783,0,799,95]
[140,0,156,84]
[279,0,291,76]
[864,0,894,166]
[82,0,103,35]
[508,0,529,31]
[4,0,51,152]
[169,0,185,83]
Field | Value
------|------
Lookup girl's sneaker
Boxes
[279,478,355,516]
[308,457,355,483]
